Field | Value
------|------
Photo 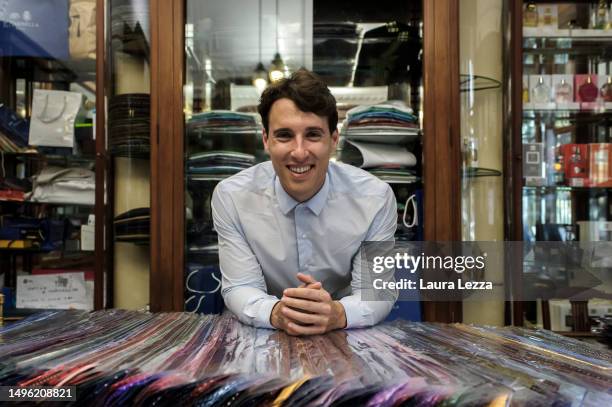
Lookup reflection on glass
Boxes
[184,0,424,314]
[109,0,151,310]
[0,0,99,314]
[520,1,612,332]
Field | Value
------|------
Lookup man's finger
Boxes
[284,287,328,302]
[298,281,322,289]
[282,305,327,325]
[297,272,317,284]
[281,296,330,314]
[286,321,326,336]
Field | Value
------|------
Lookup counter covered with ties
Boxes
[0,310,610,406]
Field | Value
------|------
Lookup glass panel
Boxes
[520,1,612,332]
[0,0,100,317]
[183,0,423,317]
[459,0,505,325]
[109,0,151,309]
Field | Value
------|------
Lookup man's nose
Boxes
[290,136,309,161]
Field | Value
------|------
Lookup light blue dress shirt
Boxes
[211,161,397,329]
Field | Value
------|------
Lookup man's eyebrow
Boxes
[305,127,325,132]
[273,128,293,135]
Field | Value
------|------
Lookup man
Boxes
[211,69,397,335]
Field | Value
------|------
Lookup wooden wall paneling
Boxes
[422,0,462,323]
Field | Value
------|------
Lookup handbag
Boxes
[69,0,96,59]
[29,89,82,148]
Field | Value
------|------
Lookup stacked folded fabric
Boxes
[187,151,255,176]
[187,110,261,137]
[0,177,30,202]
[342,102,419,144]
[114,207,149,244]
[27,166,95,205]
[1,310,610,405]
[186,110,261,178]
[339,102,420,184]
[108,93,150,158]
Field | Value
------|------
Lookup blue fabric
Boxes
[0,0,69,59]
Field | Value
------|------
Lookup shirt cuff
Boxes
[248,297,280,329]
[339,296,374,329]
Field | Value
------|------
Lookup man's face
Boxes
[263,98,339,202]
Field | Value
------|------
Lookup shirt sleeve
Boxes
[339,184,398,328]
[211,184,279,329]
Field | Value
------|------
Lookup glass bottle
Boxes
[532,76,550,103]
[578,76,598,102]
[596,0,609,29]
[601,76,612,102]
[524,3,538,27]
[555,79,573,103]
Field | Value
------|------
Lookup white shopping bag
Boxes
[29,89,82,148]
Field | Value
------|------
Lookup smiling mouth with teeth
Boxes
[289,165,312,174]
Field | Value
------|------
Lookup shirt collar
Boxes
[275,172,330,216]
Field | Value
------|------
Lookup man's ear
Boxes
[330,130,339,150]
[262,129,270,153]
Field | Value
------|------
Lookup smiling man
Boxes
[211,69,397,335]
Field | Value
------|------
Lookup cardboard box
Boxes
[560,144,588,186]
[588,143,612,187]
[524,143,545,186]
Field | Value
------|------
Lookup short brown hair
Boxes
[258,69,338,134]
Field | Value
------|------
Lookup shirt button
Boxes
[302,234,307,239]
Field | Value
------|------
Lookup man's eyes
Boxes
[306,132,323,139]
[275,132,292,140]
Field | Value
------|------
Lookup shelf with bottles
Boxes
[523,74,612,111]
[523,1,612,38]
[523,142,612,188]
[524,27,612,39]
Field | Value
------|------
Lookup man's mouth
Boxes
[288,165,313,174]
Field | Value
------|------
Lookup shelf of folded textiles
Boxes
[523,102,612,113]
[462,167,502,178]
[187,174,235,182]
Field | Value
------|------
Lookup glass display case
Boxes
[511,0,612,334]
[182,0,424,317]
[0,0,103,318]
[459,0,505,325]
[108,0,151,310]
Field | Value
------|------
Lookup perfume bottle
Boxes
[596,0,609,29]
[532,76,550,103]
[554,79,573,103]
[524,2,538,27]
[578,76,598,102]
[601,76,612,102]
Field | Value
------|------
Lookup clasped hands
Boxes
[270,272,347,336]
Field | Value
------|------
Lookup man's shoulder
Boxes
[215,162,274,195]
[329,161,392,197]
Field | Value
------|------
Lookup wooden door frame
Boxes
[150,0,463,322]
[422,0,462,322]
[150,0,185,311]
